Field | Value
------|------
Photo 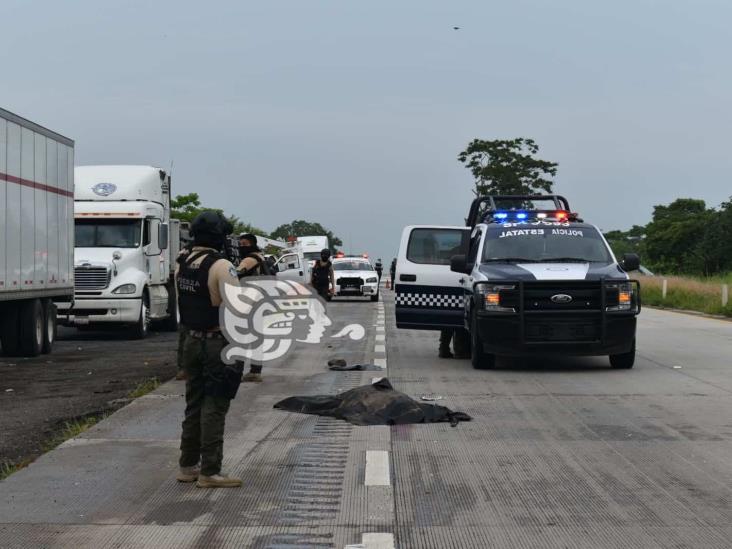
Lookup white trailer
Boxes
[57,166,177,337]
[0,108,75,356]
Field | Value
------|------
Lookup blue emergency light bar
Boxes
[486,210,579,223]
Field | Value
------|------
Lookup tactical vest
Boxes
[312,260,331,288]
[177,250,222,330]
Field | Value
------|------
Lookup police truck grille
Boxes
[74,267,111,290]
[500,281,612,311]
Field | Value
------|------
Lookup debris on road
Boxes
[673,365,683,369]
[5,389,14,393]
[274,378,472,427]
[420,394,443,401]
[327,358,382,371]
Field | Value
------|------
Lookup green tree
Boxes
[270,220,343,251]
[458,138,558,196]
[644,198,715,274]
[603,225,646,259]
[171,193,266,236]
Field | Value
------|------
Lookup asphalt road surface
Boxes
[1,289,731,548]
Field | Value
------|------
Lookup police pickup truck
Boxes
[394,195,641,369]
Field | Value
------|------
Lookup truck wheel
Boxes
[471,313,495,370]
[131,293,150,340]
[610,339,636,369]
[0,304,21,356]
[41,300,57,354]
[19,299,44,357]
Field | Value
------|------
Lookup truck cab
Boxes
[395,195,641,369]
[57,166,177,337]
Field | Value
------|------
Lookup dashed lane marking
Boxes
[362,533,395,549]
[375,334,385,341]
[376,326,384,332]
[364,451,390,486]
[373,358,387,369]
[374,344,385,354]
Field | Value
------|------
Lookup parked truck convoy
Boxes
[0,108,75,357]
[57,165,179,338]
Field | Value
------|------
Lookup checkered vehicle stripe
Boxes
[396,292,464,309]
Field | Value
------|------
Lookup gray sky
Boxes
[4,0,731,261]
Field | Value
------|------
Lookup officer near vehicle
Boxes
[374,258,383,282]
[236,233,269,383]
[176,211,243,488]
[311,248,335,301]
[390,257,396,288]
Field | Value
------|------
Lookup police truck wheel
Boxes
[41,300,57,354]
[131,293,150,340]
[0,304,21,356]
[610,339,636,369]
[19,298,44,357]
[471,313,495,370]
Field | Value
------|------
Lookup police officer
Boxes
[390,258,396,288]
[176,211,242,488]
[439,329,470,359]
[374,258,383,282]
[311,248,335,301]
[236,233,268,383]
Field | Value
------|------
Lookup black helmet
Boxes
[190,211,232,238]
[320,248,331,260]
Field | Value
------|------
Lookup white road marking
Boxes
[360,533,395,549]
[373,358,387,369]
[376,326,384,332]
[375,334,385,341]
[371,377,383,384]
[365,451,390,486]
[374,344,385,353]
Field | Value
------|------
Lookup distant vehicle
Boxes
[297,235,329,265]
[273,247,308,284]
[0,108,75,356]
[57,166,179,338]
[395,195,641,369]
[332,257,380,301]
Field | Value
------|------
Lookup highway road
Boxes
[1,289,731,548]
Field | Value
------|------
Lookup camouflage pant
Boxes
[179,333,232,476]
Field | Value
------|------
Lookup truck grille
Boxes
[500,281,618,311]
[74,266,111,290]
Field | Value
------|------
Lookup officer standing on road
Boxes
[374,258,383,282]
[176,211,243,489]
[439,329,470,359]
[390,258,396,288]
[311,248,335,301]
[236,233,269,383]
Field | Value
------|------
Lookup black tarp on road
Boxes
[274,378,472,427]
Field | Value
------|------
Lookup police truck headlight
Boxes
[606,282,635,312]
[366,277,378,283]
[112,283,137,295]
[475,284,515,312]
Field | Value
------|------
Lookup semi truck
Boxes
[57,166,179,338]
[0,108,75,356]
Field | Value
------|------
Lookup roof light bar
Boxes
[487,210,580,223]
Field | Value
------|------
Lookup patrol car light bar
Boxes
[487,210,579,223]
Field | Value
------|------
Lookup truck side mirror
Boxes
[158,224,169,250]
[620,253,640,272]
[450,254,470,274]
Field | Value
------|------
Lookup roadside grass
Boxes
[2,414,107,481]
[638,275,732,317]
[128,377,161,399]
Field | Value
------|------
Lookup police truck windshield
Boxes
[75,219,142,248]
[482,224,612,263]
[333,261,373,271]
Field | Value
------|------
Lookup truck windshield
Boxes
[482,224,612,263]
[303,252,321,261]
[334,261,373,271]
[75,219,142,248]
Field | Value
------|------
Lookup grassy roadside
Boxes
[0,414,106,481]
[638,275,732,317]
[1,377,164,481]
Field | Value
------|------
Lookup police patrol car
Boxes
[395,195,641,369]
[332,256,380,301]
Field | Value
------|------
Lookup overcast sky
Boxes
[4,0,731,260]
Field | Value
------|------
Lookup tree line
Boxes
[170,192,343,251]
[457,137,731,276]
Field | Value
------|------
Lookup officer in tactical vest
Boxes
[236,233,269,382]
[311,248,335,301]
[176,211,243,488]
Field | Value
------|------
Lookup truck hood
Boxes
[75,247,147,292]
[334,270,379,281]
[477,262,628,281]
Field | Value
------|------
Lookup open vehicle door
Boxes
[275,252,307,284]
[395,225,470,330]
